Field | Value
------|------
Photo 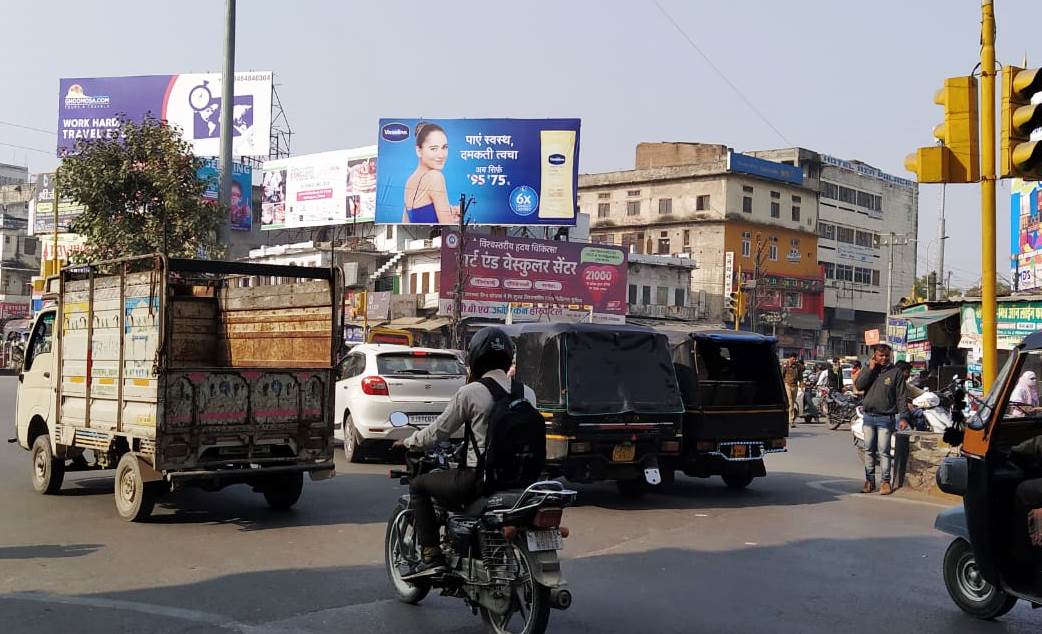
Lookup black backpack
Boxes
[465,378,546,494]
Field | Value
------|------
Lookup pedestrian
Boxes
[854,343,909,495]
[1008,371,1041,418]
[850,360,863,391]
[782,352,803,428]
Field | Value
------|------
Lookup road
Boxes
[1,375,1039,633]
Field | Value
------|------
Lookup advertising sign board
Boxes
[29,173,86,235]
[198,159,253,231]
[57,72,273,157]
[375,118,581,226]
[261,147,377,230]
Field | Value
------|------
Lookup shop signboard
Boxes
[960,301,1042,350]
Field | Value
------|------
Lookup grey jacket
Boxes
[403,369,537,467]
[854,363,910,416]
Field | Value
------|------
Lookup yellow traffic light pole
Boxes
[981,0,997,388]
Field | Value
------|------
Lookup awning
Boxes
[388,317,452,331]
[900,308,960,327]
[783,313,822,331]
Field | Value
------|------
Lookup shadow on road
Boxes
[0,544,103,560]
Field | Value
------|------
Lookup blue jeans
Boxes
[863,413,895,484]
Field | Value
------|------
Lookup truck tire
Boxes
[114,453,158,522]
[616,478,647,498]
[263,472,304,509]
[31,435,65,495]
[722,471,754,490]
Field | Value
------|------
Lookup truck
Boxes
[14,255,341,521]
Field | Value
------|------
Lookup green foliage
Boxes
[57,115,225,262]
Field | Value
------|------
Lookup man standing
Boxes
[855,343,909,495]
[782,353,804,428]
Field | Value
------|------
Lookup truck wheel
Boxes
[263,472,304,509]
[616,478,647,497]
[722,471,754,490]
[343,415,366,464]
[652,468,676,491]
[31,435,65,495]
[943,538,1018,619]
[114,453,158,522]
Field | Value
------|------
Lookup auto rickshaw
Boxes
[509,323,685,495]
[665,330,789,489]
[936,330,1042,619]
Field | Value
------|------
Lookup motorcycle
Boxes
[794,378,824,424]
[826,390,861,431]
[383,412,576,634]
[851,377,965,459]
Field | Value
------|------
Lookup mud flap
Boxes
[518,539,564,587]
[309,468,335,481]
[134,453,163,484]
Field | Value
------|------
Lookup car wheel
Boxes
[343,414,366,464]
[31,435,65,495]
[943,538,1018,619]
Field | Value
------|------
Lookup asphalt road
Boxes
[1,375,1040,633]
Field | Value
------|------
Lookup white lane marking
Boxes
[1,592,249,632]
[806,479,955,509]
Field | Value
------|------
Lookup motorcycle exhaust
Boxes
[550,588,572,610]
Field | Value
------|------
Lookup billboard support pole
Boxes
[52,174,60,276]
[218,0,236,251]
[451,195,473,351]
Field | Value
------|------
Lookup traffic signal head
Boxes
[905,76,980,184]
[1001,66,1042,180]
[726,290,745,321]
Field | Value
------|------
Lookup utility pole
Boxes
[217,0,236,251]
[451,195,473,351]
[980,0,998,388]
[937,183,947,301]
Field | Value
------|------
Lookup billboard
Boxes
[439,231,627,323]
[198,159,253,231]
[375,118,581,226]
[29,173,86,235]
[1011,179,1042,291]
[261,146,377,230]
[727,151,804,186]
[57,72,273,157]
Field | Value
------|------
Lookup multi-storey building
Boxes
[0,184,40,319]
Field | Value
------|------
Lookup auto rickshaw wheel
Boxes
[943,538,1018,620]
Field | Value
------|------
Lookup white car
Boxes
[334,344,467,462]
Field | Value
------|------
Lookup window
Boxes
[629,284,638,304]
[627,201,641,216]
[385,225,393,239]
[817,222,835,240]
[434,271,441,292]
[872,270,881,286]
[821,261,836,279]
[339,353,366,380]
[835,264,854,281]
[597,202,611,218]
[857,190,883,212]
[855,230,875,248]
[854,267,873,284]
[791,205,801,222]
[641,285,652,305]
[591,233,613,244]
[627,189,641,197]
[836,226,855,244]
[770,201,780,218]
[421,272,430,293]
[24,311,55,371]
[597,192,611,200]
[696,194,710,211]
[743,185,754,193]
[377,352,466,376]
[770,191,780,199]
[790,238,800,251]
[792,195,802,203]
[22,237,37,256]
[741,231,751,258]
[769,237,778,261]
[621,232,643,253]
[658,198,673,215]
[742,196,752,213]
[658,232,670,254]
[675,288,686,306]
[410,272,419,293]
[656,286,669,306]
[784,292,803,309]
[683,229,691,245]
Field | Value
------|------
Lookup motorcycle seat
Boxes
[455,490,526,517]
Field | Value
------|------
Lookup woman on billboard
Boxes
[403,122,460,224]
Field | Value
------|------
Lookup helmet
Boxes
[467,327,515,379]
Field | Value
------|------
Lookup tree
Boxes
[57,115,225,262]
[963,280,1012,297]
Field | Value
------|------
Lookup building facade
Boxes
[0,185,39,318]
[0,164,28,187]
[749,148,919,356]
[579,143,823,356]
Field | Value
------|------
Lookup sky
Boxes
[1,0,1039,289]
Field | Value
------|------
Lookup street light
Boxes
[879,232,917,323]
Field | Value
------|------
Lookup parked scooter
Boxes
[794,377,823,424]
[851,377,964,458]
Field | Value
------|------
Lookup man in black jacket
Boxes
[854,344,909,495]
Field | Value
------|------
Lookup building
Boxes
[626,253,701,325]
[579,142,823,357]
[749,148,919,356]
[0,185,40,319]
[0,163,28,187]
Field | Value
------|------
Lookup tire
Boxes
[343,415,366,464]
[114,453,158,522]
[384,506,430,604]
[722,471,754,490]
[828,411,844,430]
[262,472,304,509]
[653,468,676,491]
[804,415,814,424]
[616,478,647,497]
[31,435,65,495]
[942,538,1018,620]
[481,545,551,634]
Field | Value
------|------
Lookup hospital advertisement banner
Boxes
[438,231,626,324]
[260,147,377,230]
[375,118,581,226]
[57,72,273,157]
[197,159,253,231]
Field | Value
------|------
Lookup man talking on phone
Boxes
[854,343,909,495]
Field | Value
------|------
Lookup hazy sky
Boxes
[1,0,1038,288]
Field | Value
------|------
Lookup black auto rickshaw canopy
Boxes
[508,322,684,417]
[669,330,786,408]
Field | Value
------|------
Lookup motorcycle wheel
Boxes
[828,410,844,431]
[942,538,1018,620]
[384,506,430,604]
[481,544,551,634]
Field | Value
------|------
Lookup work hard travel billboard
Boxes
[197,159,253,231]
[57,72,273,157]
[260,146,377,231]
[29,173,86,235]
[375,118,581,226]
[439,231,626,324]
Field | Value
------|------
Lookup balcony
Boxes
[627,304,701,320]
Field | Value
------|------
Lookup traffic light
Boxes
[1001,65,1042,180]
[726,290,745,323]
[905,76,980,183]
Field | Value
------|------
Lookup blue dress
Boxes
[406,203,439,224]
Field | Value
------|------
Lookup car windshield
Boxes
[377,352,465,376]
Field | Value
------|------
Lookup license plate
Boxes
[409,415,438,425]
[731,444,748,459]
[525,529,563,552]
[612,444,636,463]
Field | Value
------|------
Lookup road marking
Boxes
[806,479,955,509]
[1,592,250,632]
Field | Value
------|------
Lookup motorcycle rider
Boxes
[392,327,536,578]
